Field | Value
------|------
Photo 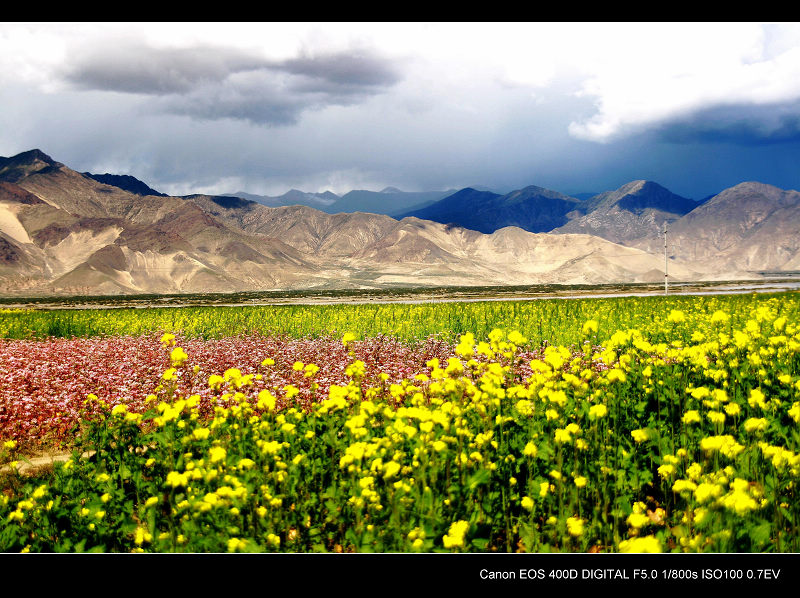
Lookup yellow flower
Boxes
[442,520,470,549]
[694,482,722,503]
[686,462,703,480]
[192,427,210,441]
[170,347,189,367]
[582,320,599,335]
[607,368,626,383]
[619,535,661,553]
[227,538,248,552]
[710,310,730,324]
[209,446,227,463]
[134,527,152,545]
[554,428,572,443]
[522,442,538,458]
[588,404,607,419]
[699,435,744,458]
[748,388,767,409]
[743,418,769,433]
[724,403,741,417]
[682,410,701,424]
[166,471,188,488]
[508,330,526,345]
[668,310,686,324]
[626,512,649,529]
[539,482,550,498]
[521,496,534,511]
[673,479,698,494]
[657,464,676,479]
[566,516,584,537]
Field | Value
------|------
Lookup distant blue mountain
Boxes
[330,189,454,216]
[399,185,582,233]
[230,189,338,210]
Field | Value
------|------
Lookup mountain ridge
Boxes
[1,148,795,296]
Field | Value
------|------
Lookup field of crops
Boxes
[1,292,799,553]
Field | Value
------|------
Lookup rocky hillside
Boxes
[0,149,710,295]
[632,181,800,272]
[552,180,700,244]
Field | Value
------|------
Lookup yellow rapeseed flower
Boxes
[588,404,608,419]
[743,418,769,433]
[668,310,686,324]
[522,442,538,458]
[170,347,189,367]
[566,516,584,537]
[582,320,599,335]
[443,520,470,549]
[619,535,661,553]
[209,446,227,463]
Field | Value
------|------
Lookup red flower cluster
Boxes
[0,333,455,449]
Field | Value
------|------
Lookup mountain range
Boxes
[1,148,798,296]
[229,187,453,217]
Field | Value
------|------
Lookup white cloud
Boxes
[3,22,800,198]
[564,23,800,142]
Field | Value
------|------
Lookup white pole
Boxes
[664,222,668,295]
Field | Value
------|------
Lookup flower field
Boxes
[1,292,799,553]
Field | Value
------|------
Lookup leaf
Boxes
[748,522,772,546]
[468,469,491,491]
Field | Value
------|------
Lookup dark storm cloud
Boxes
[63,44,267,94]
[158,74,306,126]
[282,51,402,93]
[655,101,800,146]
[61,41,403,125]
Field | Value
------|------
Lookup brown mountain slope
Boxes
[553,180,699,245]
[0,151,323,294]
[632,182,800,272]
[1,149,776,296]
[189,196,399,258]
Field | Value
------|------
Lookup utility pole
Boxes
[664,222,668,295]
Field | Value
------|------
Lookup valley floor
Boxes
[2,276,800,310]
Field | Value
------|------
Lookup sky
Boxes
[2,22,800,200]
